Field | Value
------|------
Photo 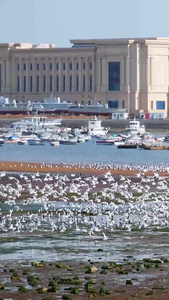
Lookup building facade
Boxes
[0,38,169,116]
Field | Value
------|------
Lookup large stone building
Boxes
[0,37,169,116]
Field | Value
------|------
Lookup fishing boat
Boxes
[121,118,146,138]
[88,116,110,137]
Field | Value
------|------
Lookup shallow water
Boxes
[1,199,169,263]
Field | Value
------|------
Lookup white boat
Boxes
[60,137,77,145]
[0,138,4,145]
[88,116,110,137]
[50,141,60,146]
[28,138,45,146]
[114,140,126,146]
[77,135,86,143]
[121,118,146,138]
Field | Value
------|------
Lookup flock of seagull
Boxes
[0,164,169,240]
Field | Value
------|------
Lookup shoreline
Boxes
[0,160,168,177]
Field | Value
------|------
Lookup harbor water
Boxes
[0,139,169,166]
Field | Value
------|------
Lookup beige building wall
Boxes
[0,38,169,116]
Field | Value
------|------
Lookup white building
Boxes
[0,38,169,116]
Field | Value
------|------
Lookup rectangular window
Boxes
[151,101,153,109]
[83,75,85,91]
[70,75,72,92]
[23,76,26,92]
[83,62,85,70]
[63,75,65,91]
[56,75,59,92]
[17,76,20,92]
[23,63,26,71]
[108,62,120,91]
[90,62,92,70]
[50,63,52,71]
[37,63,39,71]
[70,63,72,70]
[43,75,46,92]
[76,75,79,91]
[30,76,33,92]
[17,64,20,71]
[63,63,65,70]
[156,101,165,109]
[50,75,52,92]
[30,63,33,71]
[90,75,92,92]
[122,100,125,109]
[36,75,39,92]
[56,63,59,70]
[108,100,119,108]
[76,63,79,70]
[43,63,46,71]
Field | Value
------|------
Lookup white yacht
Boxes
[88,116,110,137]
[121,118,146,138]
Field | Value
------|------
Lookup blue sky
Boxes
[1,0,169,47]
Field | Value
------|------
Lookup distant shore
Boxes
[0,160,168,177]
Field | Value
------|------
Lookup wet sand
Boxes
[0,160,168,177]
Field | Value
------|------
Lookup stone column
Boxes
[78,57,82,92]
[126,45,130,114]
[65,57,69,92]
[85,57,88,92]
[72,57,75,93]
[10,58,15,94]
[52,57,55,94]
[59,57,62,92]
[45,57,49,93]
[92,56,95,93]
[19,58,23,94]
[32,57,36,93]
[26,58,29,93]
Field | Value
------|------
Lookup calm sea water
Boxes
[0,140,169,166]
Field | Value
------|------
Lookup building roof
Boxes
[70,37,169,46]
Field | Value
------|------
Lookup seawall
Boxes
[0,118,169,131]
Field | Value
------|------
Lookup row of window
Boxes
[17,74,93,93]
[110,100,166,110]
[17,62,93,72]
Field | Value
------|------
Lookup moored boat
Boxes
[28,139,45,146]
[117,144,139,149]
[18,140,28,145]
[95,140,114,145]
[50,141,60,146]
[142,143,169,150]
